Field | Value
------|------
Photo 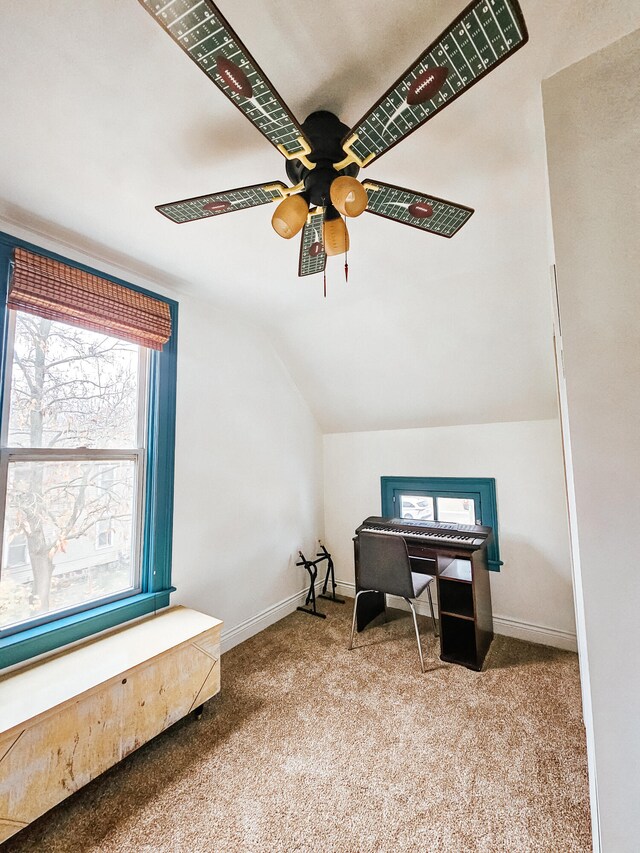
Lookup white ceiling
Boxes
[1,1,638,433]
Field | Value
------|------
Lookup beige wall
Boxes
[543,28,640,853]
[171,297,325,641]
[323,419,576,648]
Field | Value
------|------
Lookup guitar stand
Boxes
[316,542,345,604]
[296,542,345,618]
[296,551,326,618]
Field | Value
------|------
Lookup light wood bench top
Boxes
[0,606,222,736]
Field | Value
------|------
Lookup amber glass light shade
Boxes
[323,217,349,256]
[329,176,368,218]
[271,194,309,239]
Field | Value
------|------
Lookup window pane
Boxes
[7,312,141,449]
[436,497,476,525]
[399,495,434,520]
[0,459,138,631]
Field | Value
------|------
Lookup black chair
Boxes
[349,531,438,673]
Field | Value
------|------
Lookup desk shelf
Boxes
[438,566,474,620]
[439,614,479,669]
[436,553,493,671]
[439,558,472,583]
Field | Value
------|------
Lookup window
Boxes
[399,494,477,525]
[6,533,27,568]
[399,495,434,521]
[381,476,502,570]
[0,313,146,629]
[0,232,178,668]
[95,518,115,550]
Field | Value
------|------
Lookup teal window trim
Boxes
[0,230,178,669]
[380,476,503,571]
[0,589,175,669]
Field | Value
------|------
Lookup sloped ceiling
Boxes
[1,1,638,433]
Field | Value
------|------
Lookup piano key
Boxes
[357,516,490,548]
[359,526,485,546]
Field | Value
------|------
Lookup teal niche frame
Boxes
[380,476,503,571]
[0,230,178,669]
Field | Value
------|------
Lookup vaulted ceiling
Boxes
[1,1,638,432]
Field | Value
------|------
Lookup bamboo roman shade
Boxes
[9,248,172,350]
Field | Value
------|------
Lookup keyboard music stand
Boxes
[296,542,344,618]
[296,550,326,618]
[317,542,345,604]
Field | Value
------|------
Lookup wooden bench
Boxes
[0,606,222,843]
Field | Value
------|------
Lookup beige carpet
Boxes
[4,600,591,852]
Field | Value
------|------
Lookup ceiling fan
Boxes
[137,0,528,286]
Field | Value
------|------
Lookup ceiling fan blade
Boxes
[340,0,528,167]
[298,209,327,277]
[363,180,474,238]
[156,181,289,223]
[136,0,311,162]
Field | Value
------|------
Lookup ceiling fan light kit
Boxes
[323,217,350,257]
[271,194,309,240]
[139,0,528,289]
[330,176,368,219]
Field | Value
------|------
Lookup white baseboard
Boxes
[333,581,577,652]
[221,580,577,654]
[491,614,577,651]
[220,584,321,654]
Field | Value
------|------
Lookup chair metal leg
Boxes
[349,590,368,650]
[426,581,438,637]
[406,598,425,673]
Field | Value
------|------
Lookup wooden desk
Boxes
[353,532,493,671]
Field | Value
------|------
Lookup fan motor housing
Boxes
[286,111,360,210]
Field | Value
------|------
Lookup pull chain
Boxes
[322,201,328,298]
[344,215,349,282]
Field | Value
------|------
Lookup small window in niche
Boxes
[436,497,477,525]
[380,476,502,571]
[399,495,434,521]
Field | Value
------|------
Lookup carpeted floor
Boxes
[3,600,591,852]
